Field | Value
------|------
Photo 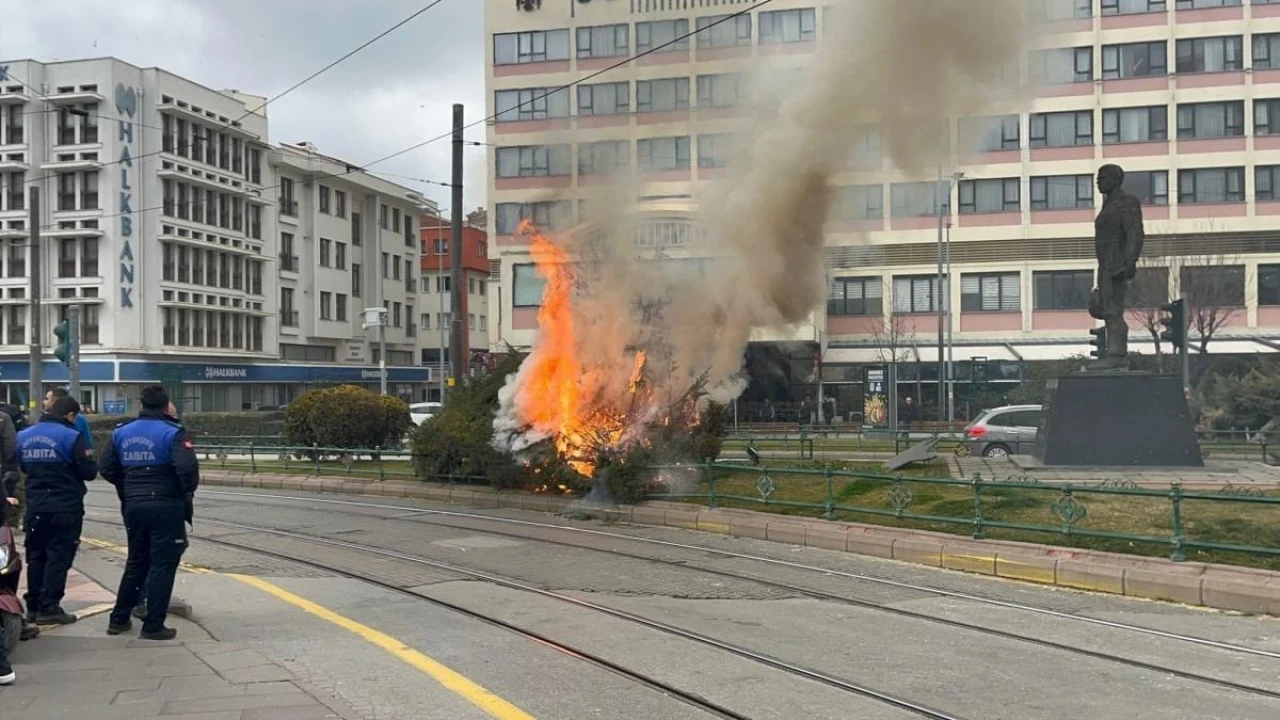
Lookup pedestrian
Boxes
[823,397,836,427]
[902,396,919,433]
[101,386,199,641]
[1,430,18,686]
[45,389,93,450]
[18,395,98,626]
[128,400,182,622]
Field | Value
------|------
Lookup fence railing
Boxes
[646,463,1280,563]
[195,443,489,487]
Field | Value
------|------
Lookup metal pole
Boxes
[68,304,81,402]
[1180,292,1190,395]
[28,186,42,414]
[438,229,446,403]
[936,168,945,424]
[449,104,466,395]
[375,196,388,396]
[945,213,955,425]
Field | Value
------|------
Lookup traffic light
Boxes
[1088,325,1107,360]
[53,319,73,366]
[1159,298,1186,350]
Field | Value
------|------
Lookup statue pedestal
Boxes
[1033,371,1203,467]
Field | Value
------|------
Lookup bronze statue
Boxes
[1088,163,1145,370]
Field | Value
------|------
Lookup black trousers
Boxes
[23,511,84,614]
[111,501,187,631]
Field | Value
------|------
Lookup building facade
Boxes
[0,57,433,412]
[485,0,1280,420]
[418,214,493,402]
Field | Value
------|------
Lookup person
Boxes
[18,396,98,626]
[902,396,919,433]
[1,414,17,686]
[101,386,198,640]
[128,400,181,622]
[45,388,93,450]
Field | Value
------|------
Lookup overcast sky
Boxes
[1,0,486,212]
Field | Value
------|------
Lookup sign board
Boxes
[103,399,127,414]
[862,365,888,430]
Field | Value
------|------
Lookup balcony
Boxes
[279,253,299,273]
[280,310,299,327]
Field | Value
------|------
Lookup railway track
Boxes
[85,514,967,720]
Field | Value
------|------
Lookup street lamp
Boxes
[935,169,963,427]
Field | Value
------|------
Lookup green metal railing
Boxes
[647,463,1280,562]
[195,443,486,486]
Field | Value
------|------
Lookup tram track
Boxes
[84,514,969,720]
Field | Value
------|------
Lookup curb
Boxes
[199,471,1280,617]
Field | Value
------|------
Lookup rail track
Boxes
[85,514,969,720]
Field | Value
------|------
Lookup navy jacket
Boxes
[18,415,99,514]
[100,409,199,507]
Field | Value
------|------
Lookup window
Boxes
[320,291,332,321]
[436,275,452,293]
[513,264,547,307]
[578,140,630,175]
[80,171,98,210]
[1033,270,1093,310]
[759,8,816,44]
[577,24,628,58]
[637,136,691,172]
[81,103,98,144]
[1029,111,1093,147]
[393,208,401,233]
[1177,167,1245,203]
[828,277,883,316]
[319,185,331,214]
[1256,165,1280,204]
[636,78,690,113]
[1030,175,1094,210]
[82,237,98,276]
[4,104,24,145]
[962,273,1021,312]
[1040,0,1093,19]
[319,238,331,267]
[480,316,488,332]
[958,178,1020,214]
[697,133,739,170]
[335,242,347,270]
[959,115,1019,152]
[696,74,748,108]
[495,87,570,122]
[1258,264,1280,306]
[1182,265,1245,307]
[893,276,948,314]
[352,263,362,298]
[1102,106,1168,143]
[1256,33,1280,70]
[495,201,573,234]
[1102,41,1168,79]
[890,182,946,218]
[1129,266,1169,308]
[1122,170,1170,206]
[1175,0,1240,9]
[58,238,77,278]
[58,172,76,211]
[335,190,346,218]
[1176,101,1244,139]
[577,82,629,116]
[697,14,752,48]
[1256,99,1280,135]
[352,212,362,245]
[495,145,571,178]
[636,19,690,53]
[830,185,883,221]
[1101,0,1167,14]
[381,252,389,278]
[1030,47,1093,84]
[1176,36,1243,73]
[493,29,571,65]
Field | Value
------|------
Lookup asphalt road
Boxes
[77,484,1280,720]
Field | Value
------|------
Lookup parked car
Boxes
[409,402,443,426]
[962,404,1043,458]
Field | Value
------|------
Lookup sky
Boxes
[0,0,487,212]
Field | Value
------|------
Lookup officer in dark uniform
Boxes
[18,396,98,625]
[101,386,199,641]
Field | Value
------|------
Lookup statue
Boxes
[1088,163,1145,370]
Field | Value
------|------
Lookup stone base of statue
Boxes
[1032,371,1203,467]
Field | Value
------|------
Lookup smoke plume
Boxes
[493,0,1034,460]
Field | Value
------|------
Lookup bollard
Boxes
[249,442,256,473]
[971,473,986,540]
[824,468,835,520]
[706,462,717,508]
[1170,483,1186,562]
[313,443,321,475]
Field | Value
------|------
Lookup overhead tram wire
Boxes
[17,0,453,191]
[36,2,771,231]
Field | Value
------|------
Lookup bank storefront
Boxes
[0,357,431,414]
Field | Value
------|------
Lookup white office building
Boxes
[0,57,434,412]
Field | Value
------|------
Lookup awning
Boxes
[824,344,1020,365]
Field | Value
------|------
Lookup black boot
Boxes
[106,618,132,636]
[35,607,78,625]
[139,626,177,641]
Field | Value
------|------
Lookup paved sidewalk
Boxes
[2,567,353,719]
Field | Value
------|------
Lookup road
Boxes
[75,483,1280,720]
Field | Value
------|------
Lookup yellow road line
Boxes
[229,573,536,720]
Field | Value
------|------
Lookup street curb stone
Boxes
[199,470,1280,616]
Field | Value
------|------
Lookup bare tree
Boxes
[1124,258,1172,372]
[870,312,916,366]
[1179,253,1245,358]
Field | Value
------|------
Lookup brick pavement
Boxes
[2,566,356,719]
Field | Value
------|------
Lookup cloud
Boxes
[0,0,485,209]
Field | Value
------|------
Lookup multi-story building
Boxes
[0,57,433,411]
[486,0,1280,421]
[418,214,493,401]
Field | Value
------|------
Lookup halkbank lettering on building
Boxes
[115,82,139,310]
[204,367,248,379]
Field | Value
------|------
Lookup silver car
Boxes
[962,404,1043,458]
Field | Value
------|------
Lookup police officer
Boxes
[18,395,98,625]
[101,386,198,640]
[128,400,181,622]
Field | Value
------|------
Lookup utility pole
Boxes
[448,103,465,396]
[67,304,81,402]
[375,195,388,396]
[935,168,946,426]
[28,186,41,414]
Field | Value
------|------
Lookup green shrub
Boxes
[88,411,287,450]
[281,385,397,451]
[377,395,413,448]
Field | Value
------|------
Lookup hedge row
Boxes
[84,411,286,449]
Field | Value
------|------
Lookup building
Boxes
[419,213,493,401]
[0,57,434,412]
[485,0,1280,421]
